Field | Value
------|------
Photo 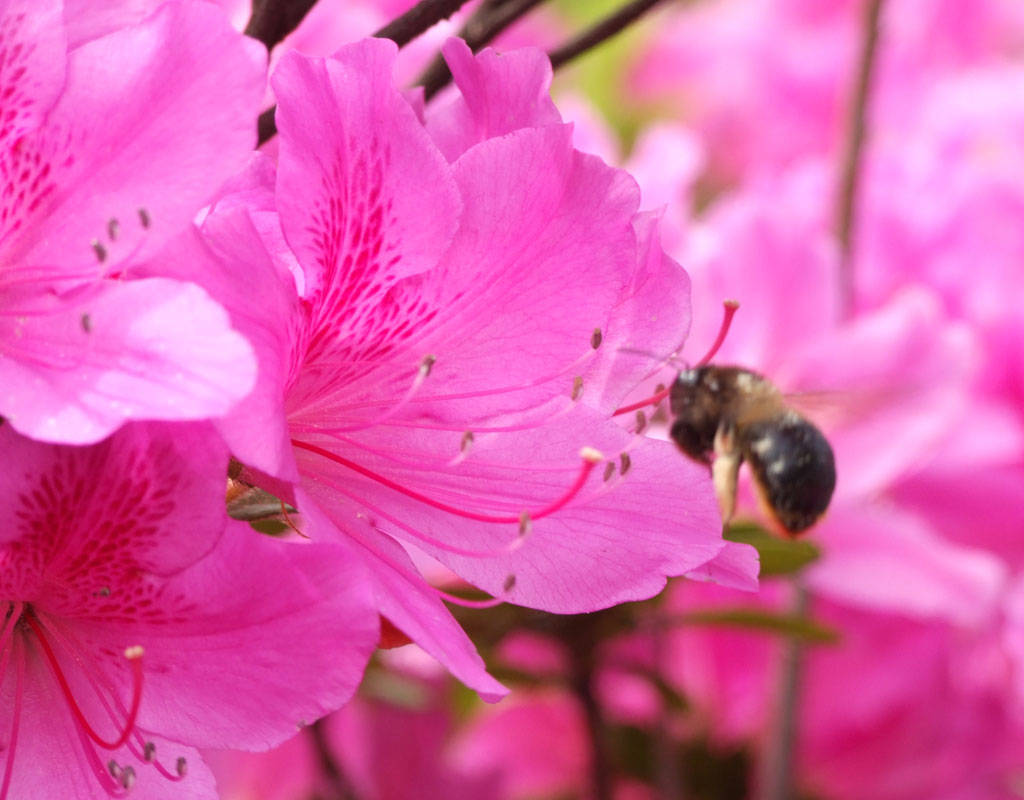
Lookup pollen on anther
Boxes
[635,410,648,434]
[580,446,604,463]
[460,431,474,453]
[124,645,144,660]
[107,218,119,240]
[571,376,584,401]
[107,760,121,779]
[138,208,151,229]
[80,314,92,333]
[143,742,156,762]
[91,239,107,262]
[518,512,531,537]
[503,574,517,593]
[419,353,436,376]
[591,328,603,349]
[176,757,188,777]
[121,766,136,790]
[603,462,616,482]
[619,452,632,475]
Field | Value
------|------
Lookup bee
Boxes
[669,365,836,535]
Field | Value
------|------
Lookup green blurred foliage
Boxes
[726,521,823,577]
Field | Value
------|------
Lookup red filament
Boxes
[292,440,598,523]
[612,300,741,417]
[0,643,24,800]
[25,613,144,751]
[696,299,740,366]
[612,385,671,417]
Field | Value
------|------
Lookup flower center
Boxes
[0,604,188,798]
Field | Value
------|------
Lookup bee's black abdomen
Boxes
[740,412,836,534]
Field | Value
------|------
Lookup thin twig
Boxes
[835,0,886,317]
[571,641,613,800]
[309,719,358,800]
[245,0,319,50]
[375,0,474,47]
[256,0,475,144]
[652,614,684,798]
[548,0,674,71]
[418,0,549,100]
[758,581,808,800]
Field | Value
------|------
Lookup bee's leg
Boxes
[712,422,741,524]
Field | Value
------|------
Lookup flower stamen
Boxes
[0,642,24,800]
[25,614,144,751]
[613,300,740,417]
[293,440,602,525]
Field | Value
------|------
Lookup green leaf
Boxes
[674,608,840,644]
[725,521,822,576]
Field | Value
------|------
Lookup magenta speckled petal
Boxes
[0,0,65,151]
[0,422,377,794]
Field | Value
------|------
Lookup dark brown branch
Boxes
[835,0,886,317]
[758,582,809,800]
[548,0,674,71]
[375,0,476,47]
[245,0,319,51]
[567,619,613,800]
[418,0,549,101]
[309,719,358,800]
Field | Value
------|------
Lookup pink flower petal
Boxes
[585,211,693,413]
[81,529,378,750]
[0,421,227,572]
[296,493,508,702]
[394,125,641,422]
[296,406,724,613]
[199,207,303,483]
[807,502,1007,626]
[684,540,760,591]
[426,38,562,162]
[272,39,461,326]
[0,275,256,444]
[61,0,166,48]
[3,1,266,272]
[0,420,377,793]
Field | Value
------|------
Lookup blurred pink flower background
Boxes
[4,0,1024,797]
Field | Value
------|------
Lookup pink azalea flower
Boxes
[0,1,266,444]
[196,38,729,697]
[0,421,377,798]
